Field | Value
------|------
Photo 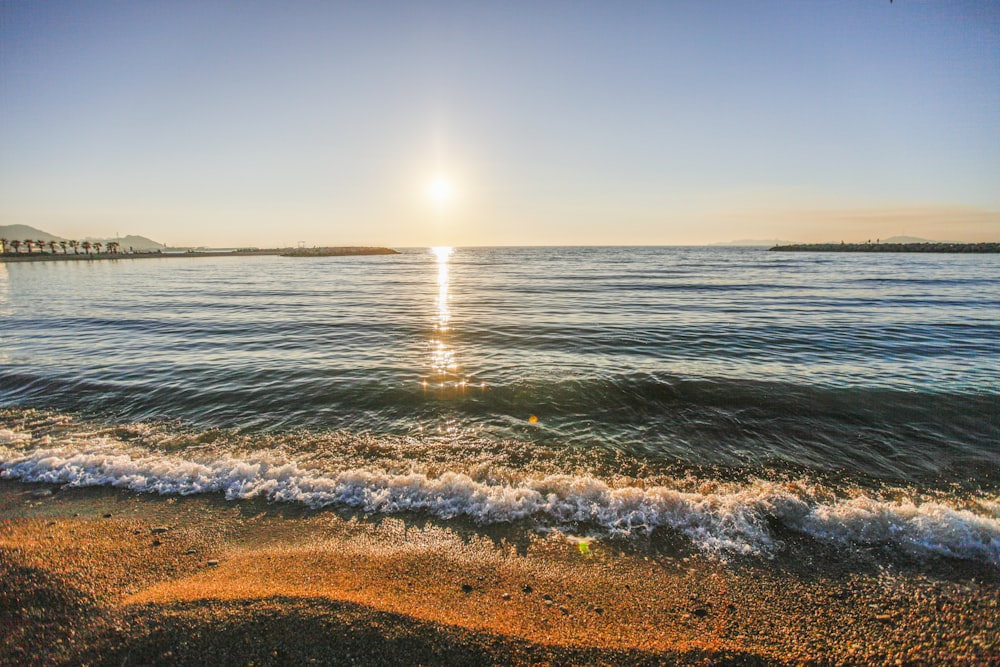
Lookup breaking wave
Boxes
[2,428,997,564]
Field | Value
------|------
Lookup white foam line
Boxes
[2,441,998,564]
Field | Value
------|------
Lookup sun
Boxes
[427,176,454,205]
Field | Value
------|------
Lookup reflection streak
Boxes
[430,247,456,377]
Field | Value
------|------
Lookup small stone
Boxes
[32,489,53,498]
[151,526,169,534]
[102,513,112,518]
[522,585,533,594]
[692,608,709,618]
[206,559,219,566]
[184,548,197,555]
[559,606,569,615]
[593,607,604,615]
[501,593,511,600]
[460,584,473,594]
[542,593,553,601]
[151,540,163,547]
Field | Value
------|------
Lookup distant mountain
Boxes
[0,224,166,251]
[711,239,795,246]
[85,234,165,251]
[0,224,65,243]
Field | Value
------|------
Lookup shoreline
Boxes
[0,247,400,263]
[2,480,997,666]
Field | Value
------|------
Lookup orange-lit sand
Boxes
[2,481,997,666]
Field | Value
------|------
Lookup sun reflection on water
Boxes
[421,247,483,403]
[429,247,456,378]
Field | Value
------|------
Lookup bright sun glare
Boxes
[427,177,454,205]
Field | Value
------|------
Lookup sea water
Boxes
[1,247,997,562]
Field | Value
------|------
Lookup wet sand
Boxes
[1,480,996,666]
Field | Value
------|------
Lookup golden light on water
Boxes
[431,245,453,262]
[428,246,460,382]
[433,246,452,333]
[420,247,487,400]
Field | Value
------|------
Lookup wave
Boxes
[2,428,997,565]
[3,370,996,484]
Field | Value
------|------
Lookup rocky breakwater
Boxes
[770,242,999,253]
[279,246,400,257]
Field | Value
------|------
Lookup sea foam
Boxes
[2,432,998,564]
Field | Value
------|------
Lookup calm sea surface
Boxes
[2,247,998,561]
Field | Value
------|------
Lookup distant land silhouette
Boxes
[0,224,166,251]
[771,241,998,253]
[0,224,400,262]
[714,235,960,246]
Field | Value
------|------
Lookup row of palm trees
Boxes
[0,239,122,255]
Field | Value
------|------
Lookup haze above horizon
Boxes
[1,1,998,247]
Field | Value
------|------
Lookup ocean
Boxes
[1,246,997,563]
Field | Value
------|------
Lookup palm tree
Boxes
[0,238,7,254]
[59,241,68,254]
[48,240,59,254]
[23,239,34,254]
[81,241,91,255]
[69,240,79,255]
[94,242,103,254]
[36,240,46,254]
[107,241,120,254]
[10,240,21,254]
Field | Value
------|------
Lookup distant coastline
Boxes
[0,247,400,263]
[770,242,999,253]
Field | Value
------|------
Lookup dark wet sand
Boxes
[1,481,997,666]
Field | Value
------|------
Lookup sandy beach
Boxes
[2,480,996,666]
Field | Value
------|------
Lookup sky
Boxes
[1,1,998,247]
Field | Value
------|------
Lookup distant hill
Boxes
[1,224,165,251]
[84,234,165,251]
[0,224,65,243]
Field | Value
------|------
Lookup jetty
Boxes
[0,247,400,263]
[770,242,999,253]
[279,246,399,257]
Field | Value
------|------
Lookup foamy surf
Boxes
[2,429,997,565]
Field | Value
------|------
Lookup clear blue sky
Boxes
[1,0,998,246]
